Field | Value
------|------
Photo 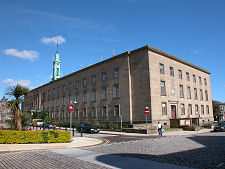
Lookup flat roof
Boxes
[30,45,210,92]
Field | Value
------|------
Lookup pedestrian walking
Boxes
[157,121,162,136]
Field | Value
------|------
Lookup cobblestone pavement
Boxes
[87,132,225,169]
[0,132,224,169]
[0,151,110,169]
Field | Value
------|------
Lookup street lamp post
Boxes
[196,111,199,133]
[119,114,122,132]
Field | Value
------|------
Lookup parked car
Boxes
[42,122,56,129]
[214,122,225,132]
[32,119,44,126]
[76,124,99,133]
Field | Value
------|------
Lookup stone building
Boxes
[214,101,225,121]
[22,45,213,126]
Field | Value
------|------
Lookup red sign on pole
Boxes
[69,103,74,112]
[144,107,150,115]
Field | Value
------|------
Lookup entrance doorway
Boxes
[171,105,177,119]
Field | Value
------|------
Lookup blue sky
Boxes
[0,0,224,102]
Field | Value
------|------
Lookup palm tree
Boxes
[5,84,29,130]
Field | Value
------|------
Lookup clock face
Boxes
[171,88,175,95]
[57,65,59,68]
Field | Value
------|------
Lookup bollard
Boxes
[40,126,41,130]
[72,128,75,136]
[65,127,67,131]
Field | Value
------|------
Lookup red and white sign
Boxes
[144,107,150,115]
[69,103,74,112]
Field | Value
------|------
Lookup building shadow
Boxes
[95,135,225,169]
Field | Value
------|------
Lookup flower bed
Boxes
[0,130,70,144]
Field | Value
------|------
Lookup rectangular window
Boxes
[63,85,66,92]
[160,63,164,74]
[180,85,184,98]
[102,88,107,100]
[206,105,209,114]
[52,88,55,95]
[57,68,59,76]
[186,72,190,81]
[114,69,119,79]
[114,84,119,98]
[194,88,198,100]
[162,102,167,115]
[187,86,191,99]
[48,90,51,96]
[82,108,87,118]
[69,83,72,91]
[83,91,87,103]
[199,77,202,85]
[204,78,207,86]
[205,90,208,101]
[83,79,87,87]
[76,80,79,89]
[161,81,166,96]
[114,105,119,116]
[92,75,96,85]
[195,105,199,115]
[193,75,196,83]
[63,96,65,105]
[181,104,185,115]
[102,72,107,81]
[170,66,174,77]
[92,107,96,117]
[102,106,107,117]
[201,105,204,114]
[75,109,79,119]
[75,94,79,103]
[57,87,61,94]
[200,89,203,100]
[178,70,182,79]
[188,104,192,115]
[92,89,96,102]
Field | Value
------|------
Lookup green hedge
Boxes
[0,130,71,144]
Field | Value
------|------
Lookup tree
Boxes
[213,101,222,122]
[5,84,29,130]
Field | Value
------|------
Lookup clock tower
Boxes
[52,45,61,81]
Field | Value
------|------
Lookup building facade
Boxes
[22,45,213,126]
[214,101,225,121]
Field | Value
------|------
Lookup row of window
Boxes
[47,84,120,107]
[51,105,120,119]
[162,103,210,115]
[49,69,119,96]
[161,81,209,101]
[159,63,208,86]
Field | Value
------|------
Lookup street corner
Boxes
[70,136,110,149]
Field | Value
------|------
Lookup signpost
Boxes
[69,103,74,140]
[144,107,150,135]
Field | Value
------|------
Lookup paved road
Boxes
[0,132,225,169]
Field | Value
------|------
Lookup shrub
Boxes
[0,130,70,144]
[201,123,212,129]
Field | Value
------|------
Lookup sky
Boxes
[0,0,224,102]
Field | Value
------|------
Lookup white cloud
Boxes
[3,49,39,62]
[2,79,31,87]
[40,35,66,45]
[193,49,203,54]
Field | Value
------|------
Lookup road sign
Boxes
[144,107,150,115]
[69,103,74,112]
